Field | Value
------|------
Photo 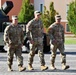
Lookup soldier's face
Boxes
[12,19,18,25]
[35,14,41,19]
[56,19,61,23]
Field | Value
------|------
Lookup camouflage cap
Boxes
[12,15,18,20]
[55,15,61,20]
[34,10,41,15]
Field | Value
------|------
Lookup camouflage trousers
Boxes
[50,43,66,65]
[28,37,45,66]
[7,45,23,66]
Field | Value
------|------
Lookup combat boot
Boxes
[8,65,13,72]
[41,65,48,71]
[50,64,56,70]
[28,64,34,70]
[62,64,70,70]
[18,66,26,72]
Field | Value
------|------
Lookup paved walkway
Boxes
[0,45,76,75]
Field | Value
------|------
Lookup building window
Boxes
[40,4,43,12]
[66,4,69,16]
[66,23,70,32]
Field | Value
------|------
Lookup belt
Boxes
[14,45,18,46]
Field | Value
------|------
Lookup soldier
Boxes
[26,10,48,71]
[48,15,70,70]
[4,15,26,72]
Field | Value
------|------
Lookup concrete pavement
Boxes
[0,45,76,75]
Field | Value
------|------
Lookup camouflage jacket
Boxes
[48,22,64,44]
[26,18,44,40]
[4,24,24,45]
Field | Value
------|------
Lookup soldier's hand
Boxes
[51,39,57,45]
[21,44,23,47]
[30,40,34,44]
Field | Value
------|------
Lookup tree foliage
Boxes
[18,0,34,23]
[67,0,76,35]
[41,2,58,28]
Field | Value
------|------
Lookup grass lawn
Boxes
[65,37,76,44]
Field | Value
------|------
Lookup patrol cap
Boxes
[34,10,41,15]
[12,15,18,20]
[55,15,61,20]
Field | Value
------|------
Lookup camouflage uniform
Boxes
[48,22,66,67]
[26,18,45,66]
[4,24,24,67]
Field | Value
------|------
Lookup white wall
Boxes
[34,0,44,12]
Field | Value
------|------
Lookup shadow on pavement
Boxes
[46,52,76,55]
[25,69,76,73]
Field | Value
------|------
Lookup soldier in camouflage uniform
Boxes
[26,11,48,71]
[48,15,70,70]
[4,15,26,72]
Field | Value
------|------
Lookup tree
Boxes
[41,2,58,28]
[67,0,76,35]
[18,0,34,23]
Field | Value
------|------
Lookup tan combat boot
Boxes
[28,64,34,70]
[18,66,26,72]
[8,65,13,72]
[41,65,48,71]
[50,64,56,70]
[62,64,70,70]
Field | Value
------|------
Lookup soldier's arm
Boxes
[48,25,55,40]
[21,28,24,44]
[26,21,32,40]
[41,21,44,33]
[4,26,10,44]
[62,27,65,42]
